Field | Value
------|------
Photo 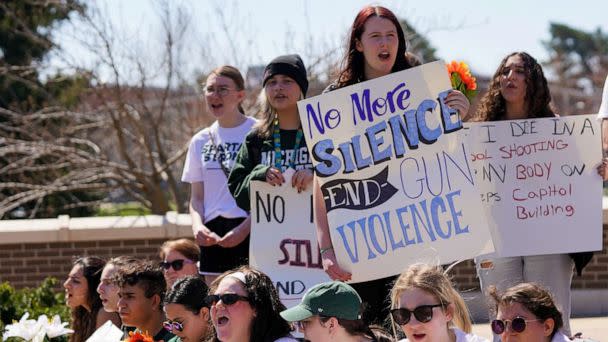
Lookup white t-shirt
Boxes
[273,337,298,342]
[181,117,256,222]
[400,327,489,342]
[597,75,608,119]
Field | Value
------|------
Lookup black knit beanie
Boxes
[262,54,308,96]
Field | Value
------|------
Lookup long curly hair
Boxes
[334,5,414,89]
[474,52,555,121]
[206,265,292,342]
[69,256,105,342]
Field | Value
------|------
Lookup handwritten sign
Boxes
[465,115,603,257]
[249,169,330,307]
[297,61,494,283]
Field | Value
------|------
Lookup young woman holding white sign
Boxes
[314,5,470,326]
[472,51,576,339]
[228,54,314,210]
[181,66,256,284]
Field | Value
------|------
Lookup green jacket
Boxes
[228,129,313,212]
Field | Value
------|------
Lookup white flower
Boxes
[44,314,74,338]
[2,312,73,341]
[32,329,46,342]
[2,313,44,341]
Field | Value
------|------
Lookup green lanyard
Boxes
[273,116,303,170]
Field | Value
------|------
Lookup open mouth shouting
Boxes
[408,332,428,341]
[378,51,391,62]
[216,314,229,327]
[273,93,288,101]
[208,101,225,113]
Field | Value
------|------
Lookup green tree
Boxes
[543,22,608,89]
[400,18,438,63]
[0,0,98,219]
[0,0,85,112]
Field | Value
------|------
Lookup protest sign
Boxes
[465,115,603,257]
[249,169,330,307]
[85,320,123,342]
[297,61,494,283]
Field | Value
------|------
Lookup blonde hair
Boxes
[389,263,472,335]
[252,85,304,139]
[159,238,199,262]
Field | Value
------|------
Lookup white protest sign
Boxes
[249,168,330,308]
[297,61,494,283]
[85,320,123,342]
[465,115,603,257]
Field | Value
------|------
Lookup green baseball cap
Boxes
[280,281,362,321]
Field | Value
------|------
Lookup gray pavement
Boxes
[472,316,608,341]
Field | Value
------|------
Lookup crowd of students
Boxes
[61,251,590,342]
[59,4,606,342]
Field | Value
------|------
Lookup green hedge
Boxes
[0,278,70,341]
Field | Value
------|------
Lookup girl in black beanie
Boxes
[228,54,314,212]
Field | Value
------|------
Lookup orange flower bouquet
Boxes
[123,331,154,342]
[446,61,477,102]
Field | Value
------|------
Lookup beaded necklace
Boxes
[273,116,303,170]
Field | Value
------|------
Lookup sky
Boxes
[50,0,608,85]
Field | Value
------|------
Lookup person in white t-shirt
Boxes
[181,65,256,284]
[390,263,488,342]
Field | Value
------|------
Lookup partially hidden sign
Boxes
[465,115,603,257]
[249,168,330,307]
[297,61,495,283]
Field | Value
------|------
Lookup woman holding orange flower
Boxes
[314,5,471,326]
[471,51,574,340]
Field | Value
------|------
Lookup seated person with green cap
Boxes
[280,281,392,342]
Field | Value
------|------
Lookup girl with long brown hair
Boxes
[314,5,470,326]
[64,256,120,342]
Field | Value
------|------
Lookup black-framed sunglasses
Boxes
[163,320,184,332]
[491,317,542,334]
[204,293,249,307]
[159,259,194,271]
[390,304,444,325]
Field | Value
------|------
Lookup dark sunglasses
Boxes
[491,317,542,334]
[204,293,249,306]
[390,304,444,325]
[159,259,194,271]
[163,320,184,332]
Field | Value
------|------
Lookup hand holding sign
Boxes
[265,166,285,186]
[292,168,313,193]
[321,247,352,281]
[299,61,494,283]
[250,168,330,308]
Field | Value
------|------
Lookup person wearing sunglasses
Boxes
[159,239,201,290]
[280,281,393,342]
[163,276,211,342]
[389,263,488,342]
[489,283,592,342]
[207,266,297,342]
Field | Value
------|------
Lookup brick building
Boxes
[0,210,606,320]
